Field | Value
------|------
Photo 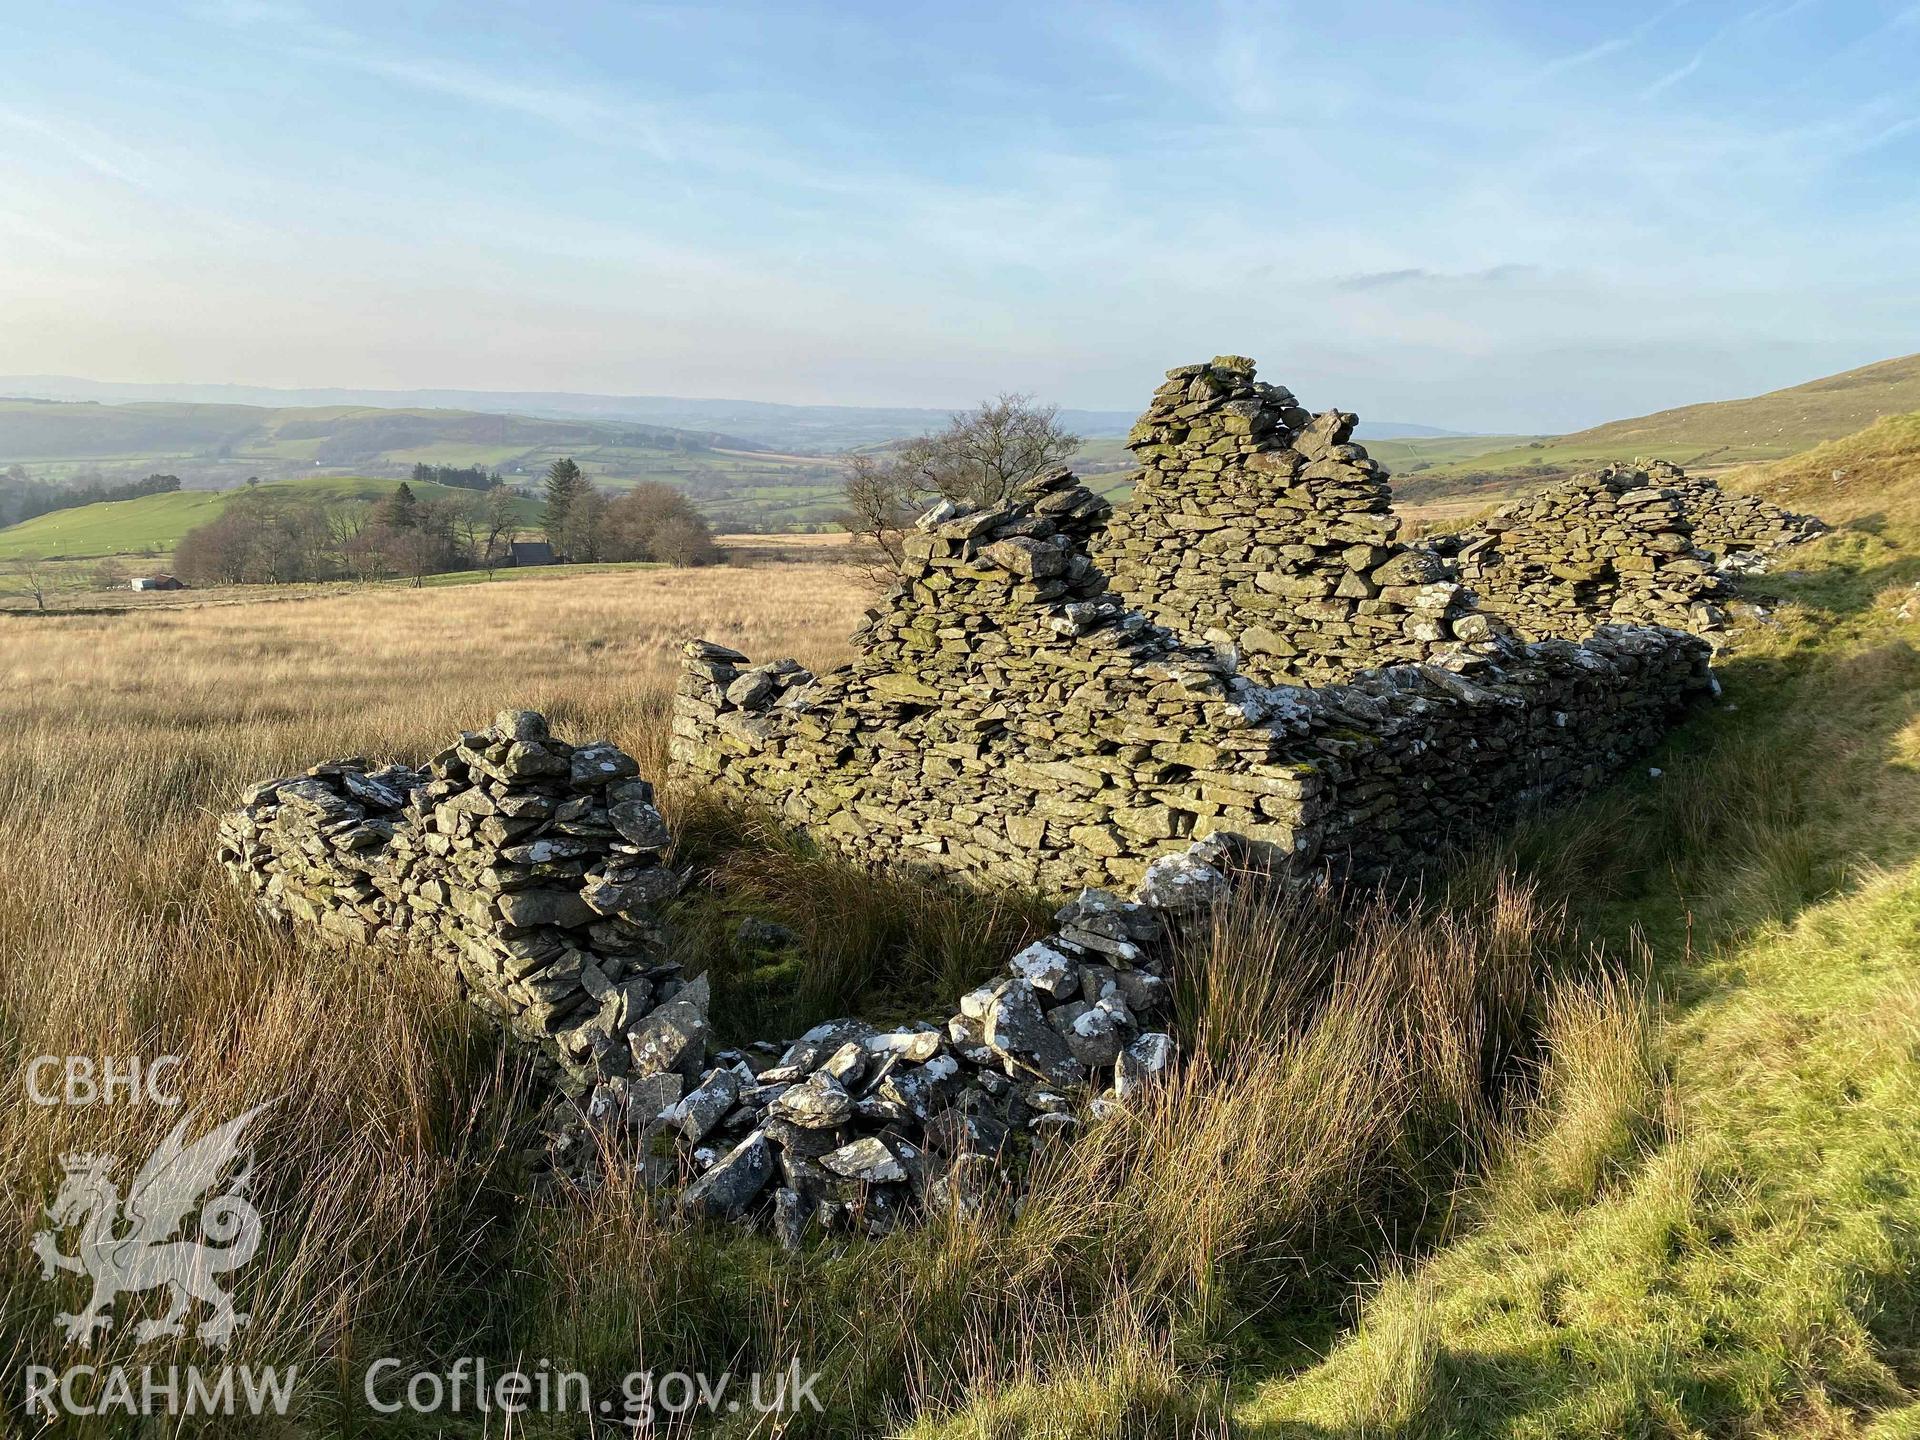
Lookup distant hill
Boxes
[1397,353,1920,504]
[0,396,862,530]
[0,396,756,479]
[0,475,541,561]
[0,376,1460,452]
[1552,352,1920,462]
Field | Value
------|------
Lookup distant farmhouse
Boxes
[130,574,185,592]
[508,541,554,566]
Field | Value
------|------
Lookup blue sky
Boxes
[1,0,1915,432]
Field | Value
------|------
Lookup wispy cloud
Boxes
[3,0,1916,429]
[0,105,159,190]
[1332,265,1542,293]
[1538,1,1691,78]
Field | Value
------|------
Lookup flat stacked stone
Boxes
[1648,460,1826,570]
[220,721,1238,1244]
[218,710,691,1090]
[671,475,1714,896]
[1267,626,1713,877]
[1093,356,1481,685]
[672,464,1329,893]
[1443,462,1733,641]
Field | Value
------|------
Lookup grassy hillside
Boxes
[919,451,1920,1436]
[0,475,541,560]
[1726,409,1920,531]
[0,395,865,533]
[0,396,737,470]
[1400,353,1920,505]
[1229,513,1920,1438]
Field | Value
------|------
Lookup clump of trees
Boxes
[172,460,720,589]
[410,462,502,490]
[839,394,1080,579]
[0,469,181,528]
[600,482,722,566]
[174,483,512,588]
[542,460,720,567]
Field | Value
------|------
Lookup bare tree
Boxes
[557,486,609,564]
[602,482,720,566]
[3,554,60,611]
[916,393,1082,506]
[839,452,918,582]
[840,393,1079,582]
[481,483,520,576]
[342,527,396,582]
[325,498,373,553]
[449,494,487,572]
[649,512,722,567]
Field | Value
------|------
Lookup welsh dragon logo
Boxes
[30,1103,272,1349]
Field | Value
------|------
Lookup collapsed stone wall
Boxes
[553,844,1229,1241]
[670,445,1715,895]
[218,711,694,1092]
[1652,461,1827,568]
[672,464,1329,894]
[219,710,1233,1243]
[1092,360,1827,671]
[1435,460,1822,643]
[1436,463,1732,642]
[1093,357,1482,687]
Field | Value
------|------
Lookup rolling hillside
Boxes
[0,395,855,531]
[0,396,746,463]
[1,374,1469,451]
[1726,408,1920,529]
[0,475,541,561]
[1399,353,1920,503]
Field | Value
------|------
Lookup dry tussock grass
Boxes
[0,565,866,1426]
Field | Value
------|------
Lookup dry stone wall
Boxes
[1093,357,1482,687]
[1092,361,1826,670]
[214,353,1825,1247]
[551,842,1232,1242]
[1277,626,1710,875]
[218,711,695,1092]
[670,398,1716,895]
[1440,464,1729,641]
[672,463,1331,894]
[1655,461,1827,568]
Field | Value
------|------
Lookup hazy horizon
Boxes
[4,1,1917,434]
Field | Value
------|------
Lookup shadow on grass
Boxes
[661,788,1054,1045]
[1492,638,1920,971]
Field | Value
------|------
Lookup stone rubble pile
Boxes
[1094,357,1485,686]
[1438,462,1735,641]
[218,710,694,1089]
[549,840,1237,1244]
